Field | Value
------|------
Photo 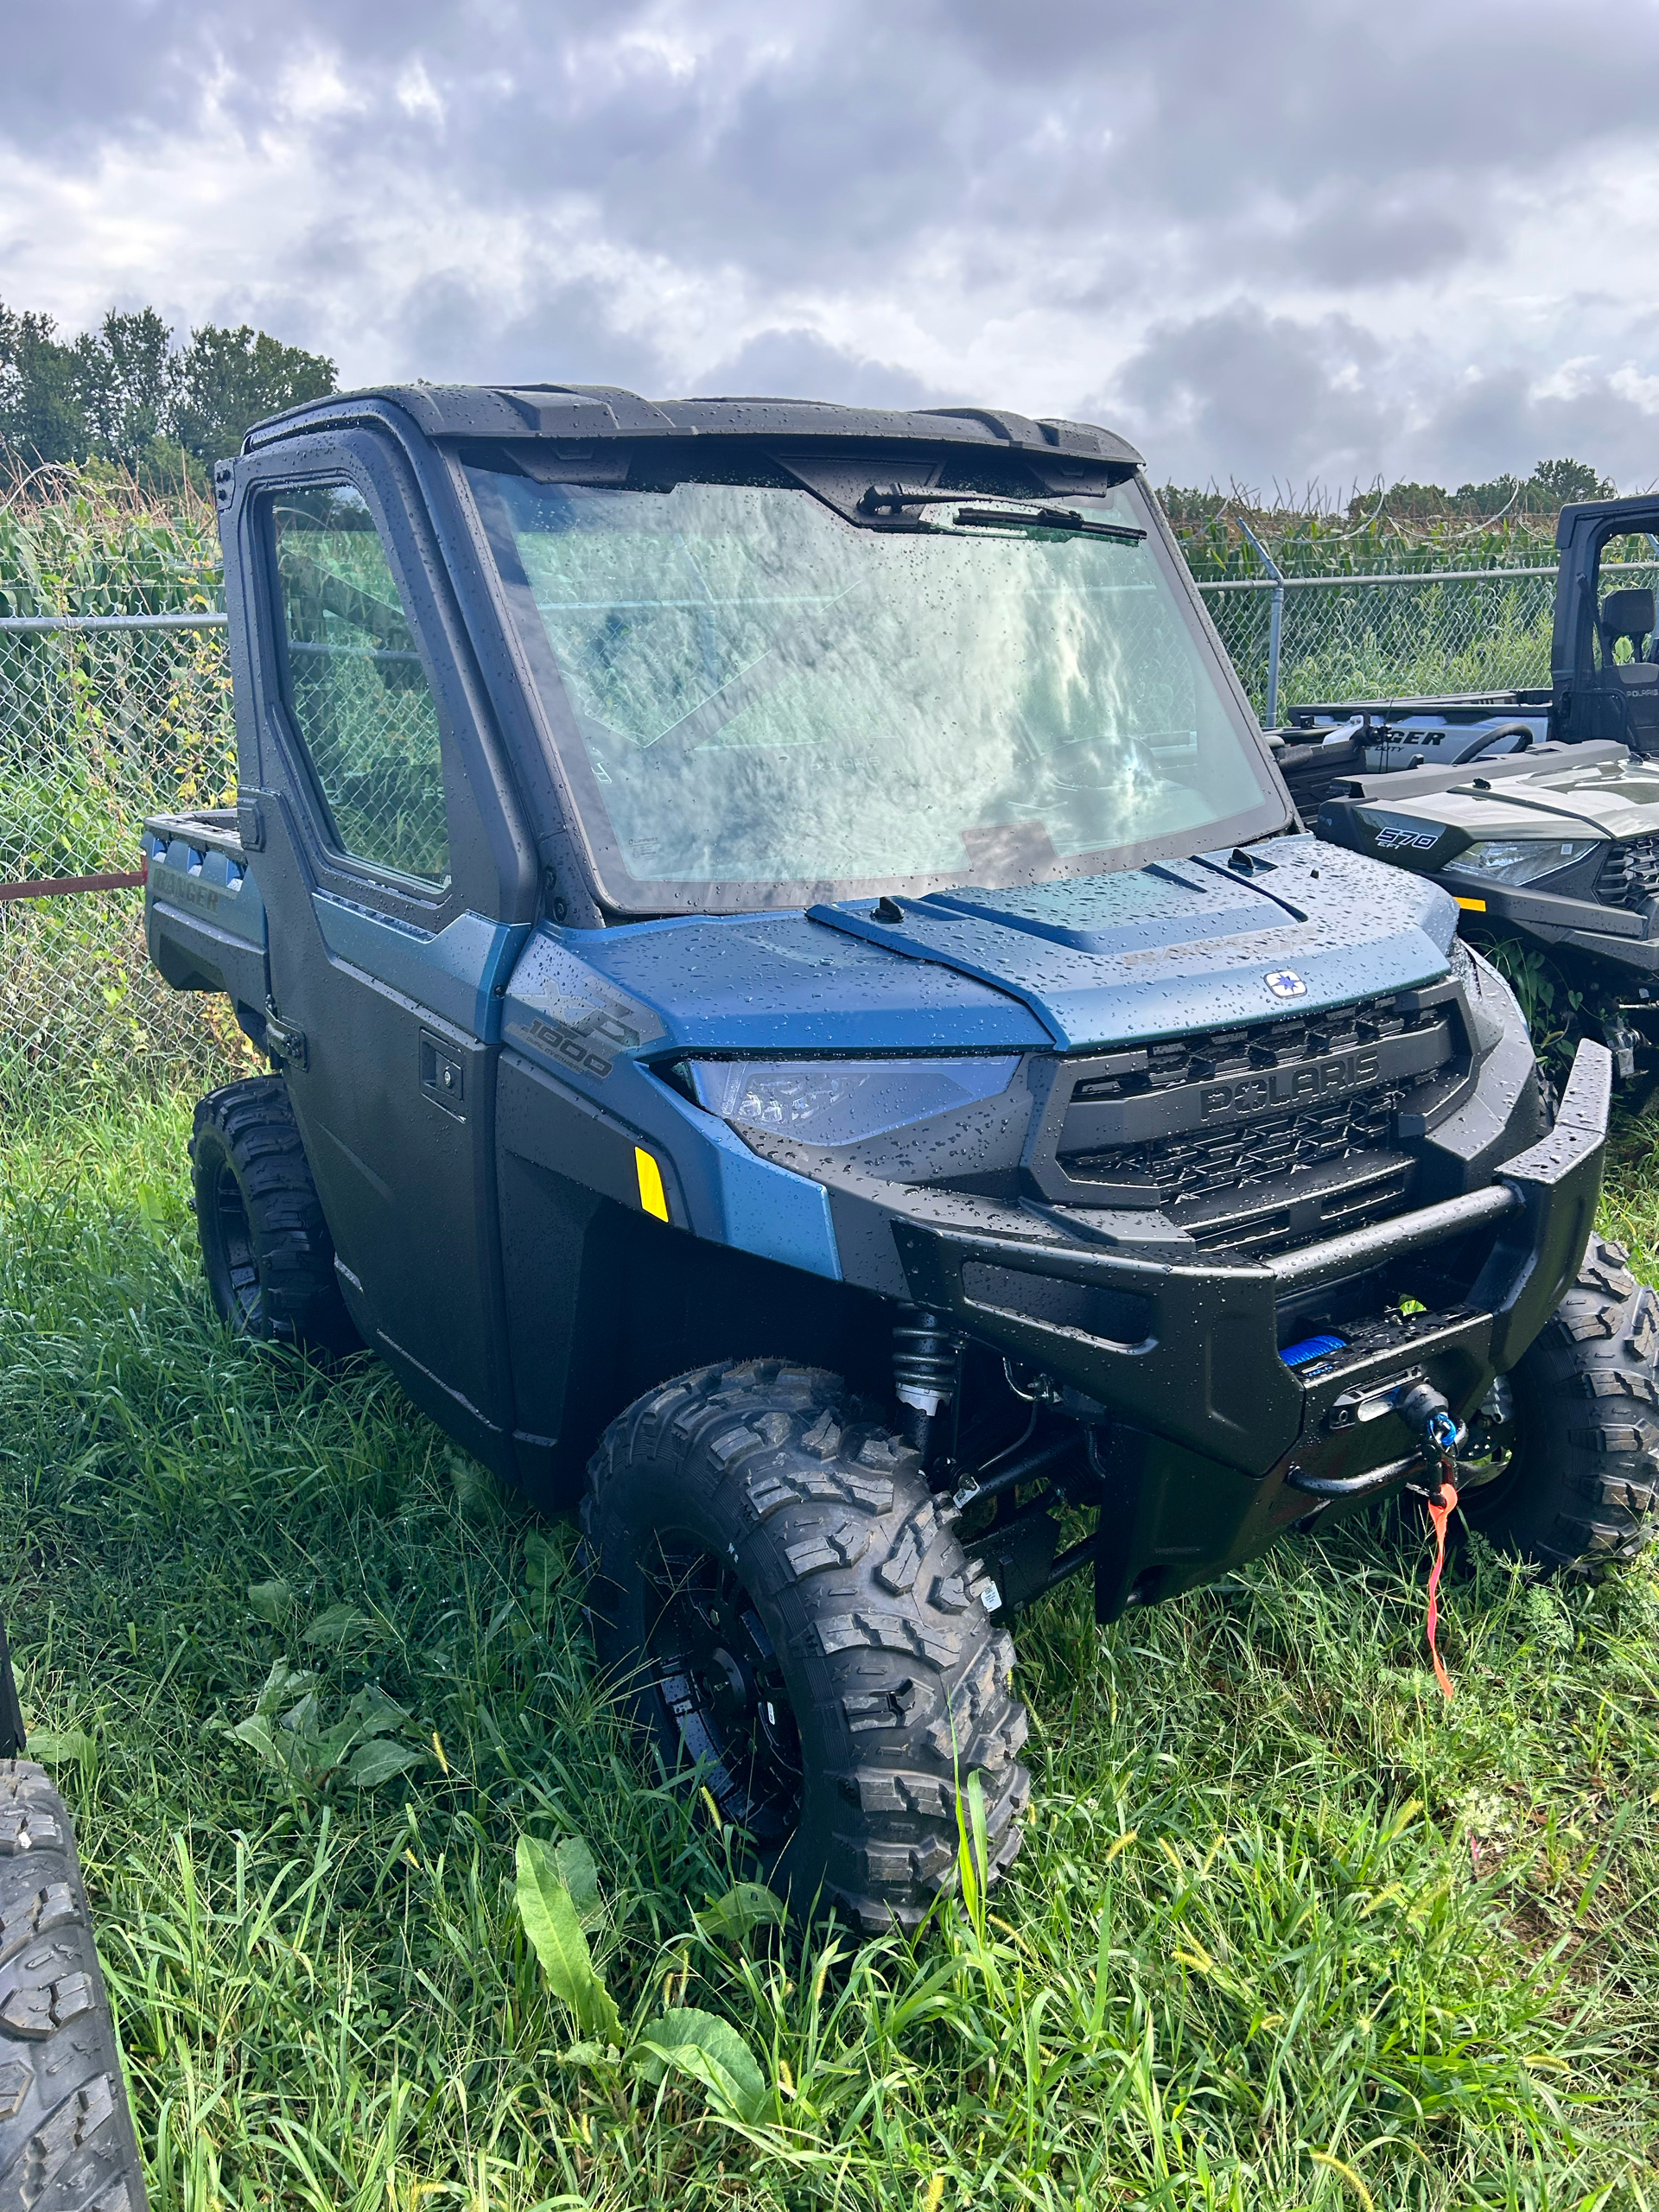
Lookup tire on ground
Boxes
[0,1763,147,2212]
[582,1359,1031,1932]
[189,1076,359,1357]
[1464,1235,1659,1573]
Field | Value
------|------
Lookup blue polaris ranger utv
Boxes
[143,386,1656,1929]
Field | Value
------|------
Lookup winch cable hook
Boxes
[1396,1379,1463,1703]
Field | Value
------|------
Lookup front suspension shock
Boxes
[892,1304,961,1467]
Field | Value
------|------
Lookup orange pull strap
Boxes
[1424,1471,1459,1703]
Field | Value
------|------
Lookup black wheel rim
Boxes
[642,1536,803,1847]
[210,1160,263,1332]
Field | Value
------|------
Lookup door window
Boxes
[272,484,451,886]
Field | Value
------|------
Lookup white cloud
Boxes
[3,0,1659,488]
[394,60,445,124]
[1611,362,1659,414]
[1530,356,1601,404]
[276,48,365,125]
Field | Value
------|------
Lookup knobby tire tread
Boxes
[582,1359,1031,1932]
[189,1076,358,1355]
[0,1765,146,2212]
[1469,1235,1659,1573]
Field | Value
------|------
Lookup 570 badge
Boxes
[1369,821,1440,852]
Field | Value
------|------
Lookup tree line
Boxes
[1160,458,1620,533]
[0,300,337,487]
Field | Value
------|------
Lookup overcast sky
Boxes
[6,0,1659,494]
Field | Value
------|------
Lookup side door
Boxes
[232,435,536,1469]
[1559,508,1659,755]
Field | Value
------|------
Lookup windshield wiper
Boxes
[952,504,1147,544]
[856,487,1147,545]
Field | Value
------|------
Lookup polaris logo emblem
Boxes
[1374,824,1440,851]
[1263,969,1306,999]
[1201,1048,1382,1119]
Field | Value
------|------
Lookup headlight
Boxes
[1441,837,1599,887]
[689,1057,1020,1146]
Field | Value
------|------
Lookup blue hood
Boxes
[807,837,1458,1050]
[506,836,1456,1060]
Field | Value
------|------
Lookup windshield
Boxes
[469,464,1283,909]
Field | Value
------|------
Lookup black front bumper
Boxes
[1432,874,1659,981]
[893,1040,1611,1617]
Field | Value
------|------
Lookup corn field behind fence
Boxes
[1208,566,1555,721]
[0,557,1612,1121]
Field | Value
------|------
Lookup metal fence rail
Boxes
[0,611,251,1116]
[0,561,1640,1116]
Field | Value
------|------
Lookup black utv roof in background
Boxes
[1555,491,1659,545]
[241,381,1145,471]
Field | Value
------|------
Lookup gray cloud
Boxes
[454,279,674,397]
[1107,306,1394,492]
[690,327,946,409]
[1397,372,1659,496]
[1107,308,1659,496]
[5,0,1659,489]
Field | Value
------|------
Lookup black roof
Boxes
[1556,491,1659,546]
[242,382,1144,471]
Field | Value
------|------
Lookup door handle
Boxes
[419,1029,465,1118]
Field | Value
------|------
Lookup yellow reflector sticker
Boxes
[634,1147,669,1221]
[1453,896,1487,912]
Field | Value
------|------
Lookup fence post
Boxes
[1236,518,1284,727]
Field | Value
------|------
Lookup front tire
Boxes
[189,1077,359,1357]
[1462,1236,1659,1572]
[582,1360,1031,1933]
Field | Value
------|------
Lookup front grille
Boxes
[1185,1169,1414,1254]
[1052,990,1460,1257]
[1596,836,1659,909]
[1079,1083,1409,1210]
[1068,993,1443,1102]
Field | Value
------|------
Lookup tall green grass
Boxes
[1173,496,1641,717]
[3,1098,1656,2209]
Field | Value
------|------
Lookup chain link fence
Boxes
[4,559,1649,1120]
[1199,559,1659,722]
[0,613,256,1120]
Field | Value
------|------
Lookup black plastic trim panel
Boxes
[893,1039,1610,1611]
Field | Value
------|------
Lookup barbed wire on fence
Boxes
[0,555,1631,1115]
